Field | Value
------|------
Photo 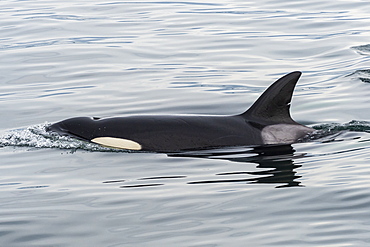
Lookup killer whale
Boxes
[47,71,314,152]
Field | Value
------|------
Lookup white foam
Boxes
[0,123,118,152]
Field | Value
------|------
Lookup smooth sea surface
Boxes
[1,1,370,246]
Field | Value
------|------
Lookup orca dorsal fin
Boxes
[241,71,302,124]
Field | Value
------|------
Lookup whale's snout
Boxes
[46,122,67,135]
[46,117,96,141]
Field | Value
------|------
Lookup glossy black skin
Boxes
[48,71,311,152]
[47,114,264,152]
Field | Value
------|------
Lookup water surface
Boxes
[1,0,370,246]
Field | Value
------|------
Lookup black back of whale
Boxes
[47,71,313,152]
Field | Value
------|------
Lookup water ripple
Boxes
[1,0,370,246]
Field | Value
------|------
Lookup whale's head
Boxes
[47,116,143,150]
[47,117,99,141]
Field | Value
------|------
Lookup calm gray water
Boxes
[1,1,370,246]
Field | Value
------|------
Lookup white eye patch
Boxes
[91,137,142,150]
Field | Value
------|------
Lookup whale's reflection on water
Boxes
[106,144,306,189]
[170,145,304,188]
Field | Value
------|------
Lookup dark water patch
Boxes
[352,44,370,56]
[17,185,49,190]
[102,179,126,184]
[310,120,370,139]
[348,69,370,83]
[105,175,187,188]
[139,175,187,180]
[121,183,164,188]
